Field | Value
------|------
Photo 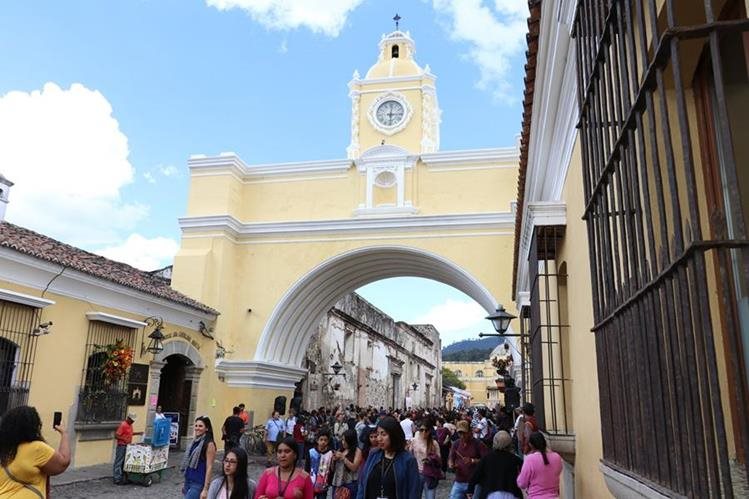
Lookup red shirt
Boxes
[115,420,133,446]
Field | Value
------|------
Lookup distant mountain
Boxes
[441,337,502,358]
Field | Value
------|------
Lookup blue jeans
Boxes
[113,445,126,483]
[450,482,470,499]
[183,479,204,499]
[424,483,437,499]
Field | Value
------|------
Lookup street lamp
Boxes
[486,305,517,335]
[141,316,165,355]
[322,361,346,379]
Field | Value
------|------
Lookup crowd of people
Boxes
[180,401,562,499]
[0,401,562,499]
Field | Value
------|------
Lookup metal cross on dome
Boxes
[393,13,401,30]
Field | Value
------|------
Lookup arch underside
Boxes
[256,245,499,368]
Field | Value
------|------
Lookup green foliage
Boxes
[441,367,466,389]
[441,337,501,356]
[442,348,493,362]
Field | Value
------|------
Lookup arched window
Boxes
[475,370,484,377]
[391,45,399,58]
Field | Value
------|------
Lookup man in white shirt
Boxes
[400,413,415,441]
[285,408,297,437]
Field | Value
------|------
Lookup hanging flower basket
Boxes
[95,340,134,386]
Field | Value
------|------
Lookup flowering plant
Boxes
[96,340,134,386]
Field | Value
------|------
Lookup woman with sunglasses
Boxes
[256,436,313,499]
[208,447,254,499]
[410,419,442,499]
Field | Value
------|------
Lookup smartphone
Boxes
[53,411,62,427]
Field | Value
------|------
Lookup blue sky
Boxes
[0,0,528,344]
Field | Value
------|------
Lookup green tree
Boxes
[441,367,466,389]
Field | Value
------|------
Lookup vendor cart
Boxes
[123,443,169,486]
[122,417,171,486]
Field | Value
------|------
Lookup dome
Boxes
[365,30,424,79]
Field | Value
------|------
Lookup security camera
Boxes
[32,321,53,336]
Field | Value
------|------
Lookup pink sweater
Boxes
[516,451,562,499]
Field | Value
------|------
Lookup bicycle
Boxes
[241,424,267,456]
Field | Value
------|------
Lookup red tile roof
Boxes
[0,221,218,315]
[512,0,542,298]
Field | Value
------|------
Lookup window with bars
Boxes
[527,226,570,435]
[573,0,749,495]
[0,300,40,416]
[76,321,135,423]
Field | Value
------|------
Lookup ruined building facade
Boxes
[301,293,441,411]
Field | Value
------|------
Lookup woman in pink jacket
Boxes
[516,432,562,499]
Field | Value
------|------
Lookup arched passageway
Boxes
[255,245,499,368]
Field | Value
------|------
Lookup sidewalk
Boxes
[51,450,185,487]
[51,447,271,487]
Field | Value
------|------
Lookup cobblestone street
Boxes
[51,457,456,499]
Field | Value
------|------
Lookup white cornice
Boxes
[189,154,352,179]
[215,359,307,389]
[351,74,436,86]
[515,201,567,301]
[0,248,216,329]
[421,147,519,167]
[180,212,515,239]
[0,287,55,308]
[86,312,147,329]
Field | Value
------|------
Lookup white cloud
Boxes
[143,172,156,184]
[205,0,365,36]
[278,39,289,54]
[95,233,179,271]
[158,164,179,177]
[413,298,487,335]
[432,0,528,102]
[0,82,149,247]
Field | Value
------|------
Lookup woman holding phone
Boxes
[0,405,71,498]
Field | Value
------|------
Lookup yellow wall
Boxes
[442,360,497,405]
[554,140,611,498]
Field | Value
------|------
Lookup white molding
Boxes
[353,205,419,217]
[85,312,147,329]
[215,359,307,389]
[422,147,519,166]
[180,212,515,239]
[0,288,55,308]
[356,74,433,86]
[189,154,352,179]
[366,92,414,136]
[517,291,531,308]
[0,248,216,330]
[514,0,579,302]
[354,85,436,95]
[600,462,674,499]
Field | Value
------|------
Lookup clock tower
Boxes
[346,29,441,159]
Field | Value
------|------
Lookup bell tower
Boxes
[346,27,441,158]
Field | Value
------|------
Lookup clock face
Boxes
[376,100,405,127]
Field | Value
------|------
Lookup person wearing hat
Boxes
[448,420,488,499]
[113,412,136,485]
[467,431,522,499]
